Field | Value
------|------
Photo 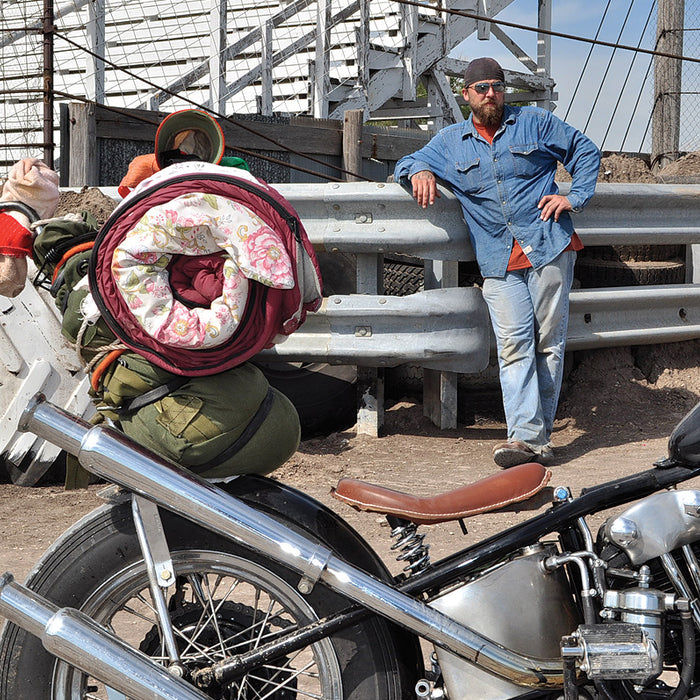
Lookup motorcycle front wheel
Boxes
[0,501,408,699]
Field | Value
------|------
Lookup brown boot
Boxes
[493,440,537,469]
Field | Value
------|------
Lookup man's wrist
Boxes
[409,165,434,180]
[567,194,583,213]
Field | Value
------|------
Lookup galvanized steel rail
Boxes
[266,181,700,358]
[272,181,700,253]
[88,181,700,361]
[1,182,699,473]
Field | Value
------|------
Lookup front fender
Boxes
[223,474,425,685]
[223,474,392,580]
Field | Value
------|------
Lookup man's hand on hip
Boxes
[410,170,441,208]
[537,194,572,222]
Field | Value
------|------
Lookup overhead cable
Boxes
[602,0,656,148]
[391,0,700,65]
[583,0,636,133]
[53,31,371,183]
[621,52,655,153]
[563,0,612,121]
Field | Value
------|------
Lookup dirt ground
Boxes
[1,340,699,583]
[1,153,699,584]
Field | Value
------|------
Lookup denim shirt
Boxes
[394,105,601,277]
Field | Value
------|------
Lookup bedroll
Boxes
[31,164,320,485]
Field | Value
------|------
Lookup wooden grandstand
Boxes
[0,0,556,171]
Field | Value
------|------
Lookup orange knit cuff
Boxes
[0,212,33,258]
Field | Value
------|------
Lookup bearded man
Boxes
[394,57,601,468]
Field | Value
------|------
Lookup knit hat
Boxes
[463,57,505,87]
[118,153,160,198]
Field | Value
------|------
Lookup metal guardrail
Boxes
[271,181,700,352]
[2,181,699,473]
[93,181,700,366]
[568,285,700,350]
[274,181,474,260]
[272,181,700,254]
[259,287,491,373]
[569,182,700,246]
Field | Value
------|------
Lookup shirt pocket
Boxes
[454,158,483,193]
[509,142,540,178]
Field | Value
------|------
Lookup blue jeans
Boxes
[481,250,576,450]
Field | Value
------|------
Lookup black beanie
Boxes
[463,57,505,86]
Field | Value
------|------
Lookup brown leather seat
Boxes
[331,462,551,525]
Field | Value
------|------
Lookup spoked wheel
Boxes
[0,500,411,699]
[53,551,342,699]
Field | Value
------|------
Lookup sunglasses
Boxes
[468,81,506,94]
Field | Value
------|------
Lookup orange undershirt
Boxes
[474,121,582,271]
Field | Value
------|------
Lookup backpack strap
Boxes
[189,387,275,473]
[51,241,94,284]
[112,375,190,416]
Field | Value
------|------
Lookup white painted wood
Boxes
[400,2,417,101]
[1,0,555,168]
[209,0,228,113]
[261,20,274,114]
[313,0,331,118]
[477,0,492,40]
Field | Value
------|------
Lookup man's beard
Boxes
[471,101,504,127]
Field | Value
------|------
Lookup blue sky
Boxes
[451,0,697,155]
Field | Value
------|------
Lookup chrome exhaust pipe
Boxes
[0,573,209,700]
[18,394,90,456]
[20,394,564,687]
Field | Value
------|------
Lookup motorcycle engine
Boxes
[563,581,672,685]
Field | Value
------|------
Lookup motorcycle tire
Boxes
[0,500,410,699]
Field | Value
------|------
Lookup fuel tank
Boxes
[430,542,580,700]
[668,401,700,467]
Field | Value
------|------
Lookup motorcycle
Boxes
[1,394,700,700]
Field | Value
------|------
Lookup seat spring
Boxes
[389,521,430,574]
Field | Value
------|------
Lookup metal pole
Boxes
[42,0,54,167]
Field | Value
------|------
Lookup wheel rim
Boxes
[51,550,343,699]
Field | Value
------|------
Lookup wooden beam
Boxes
[68,102,98,186]
[652,0,685,172]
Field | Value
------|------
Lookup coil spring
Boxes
[389,519,430,574]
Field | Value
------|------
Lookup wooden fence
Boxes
[62,103,431,187]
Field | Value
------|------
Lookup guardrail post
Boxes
[690,245,700,284]
[355,253,384,436]
[344,108,384,436]
[423,259,460,429]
